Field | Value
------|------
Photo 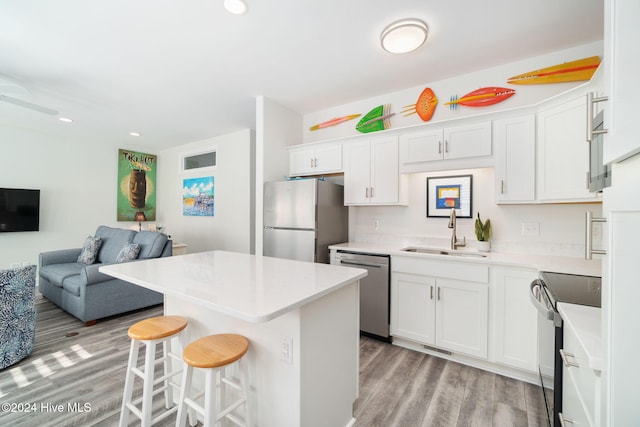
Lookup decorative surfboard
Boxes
[507,56,601,85]
[445,87,515,109]
[402,87,438,121]
[309,114,361,131]
[356,104,394,133]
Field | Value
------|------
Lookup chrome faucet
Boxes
[448,208,466,250]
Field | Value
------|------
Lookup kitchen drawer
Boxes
[561,316,601,426]
[392,256,488,283]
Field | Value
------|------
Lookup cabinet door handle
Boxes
[438,141,442,154]
[370,187,374,198]
[437,287,441,301]
[310,158,314,168]
[559,349,580,368]
[365,188,369,198]
[585,211,607,260]
[586,92,609,142]
[445,140,449,153]
[430,285,434,300]
[314,157,319,167]
[558,412,574,426]
[501,180,504,194]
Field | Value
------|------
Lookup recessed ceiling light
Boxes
[224,0,247,15]
[58,117,73,123]
[129,132,141,137]
[380,19,429,54]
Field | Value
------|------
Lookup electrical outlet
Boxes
[521,222,540,236]
[374,219,380,230]
[281,336,293,364]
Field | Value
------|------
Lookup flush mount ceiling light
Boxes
[380,18,429,54]
[224,0,247,15]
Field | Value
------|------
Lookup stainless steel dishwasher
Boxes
[334,250,390,341]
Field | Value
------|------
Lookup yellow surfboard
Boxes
[507,56,600,85]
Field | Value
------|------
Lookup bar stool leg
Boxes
[141,340,157,427]
[203,368,218,427]
[176,364,194,427]
[239,358,251,427]
[163,338,173,409]
[119,339,140,427]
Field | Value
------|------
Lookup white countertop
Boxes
[558,302,601,371]
[330,242,601,276]
[100,250,367,323]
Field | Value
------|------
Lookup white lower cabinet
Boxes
[391,260,489,359]
[491,267,538,373]
[561,314,601,427]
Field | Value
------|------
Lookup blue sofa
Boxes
[38,226,171,325]
[1,264,37,369]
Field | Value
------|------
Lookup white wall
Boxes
[255,96,302,255]
[157,129,255,255]
[0,124,151,267]
[350,168,603,257]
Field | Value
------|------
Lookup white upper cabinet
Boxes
[536,96,600,203]
[494,114,536,204]
[399,121,493,173]
[289,142,342,176]
[604,0,640,164]
[343,135,407,205]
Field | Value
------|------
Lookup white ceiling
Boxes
[0,0,603,150]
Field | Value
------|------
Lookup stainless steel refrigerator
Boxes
[263,179,348,263]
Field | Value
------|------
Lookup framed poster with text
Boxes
[117,149,157,222]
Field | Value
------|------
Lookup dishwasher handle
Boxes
[339,259,386,269]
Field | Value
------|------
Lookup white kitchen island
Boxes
[100,250,366,427]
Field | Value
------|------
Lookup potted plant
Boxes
[475,213,492,252]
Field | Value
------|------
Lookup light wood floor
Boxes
[355,337,549,427]
[1,294,548,426]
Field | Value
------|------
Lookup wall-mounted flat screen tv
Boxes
[0,188,40,232]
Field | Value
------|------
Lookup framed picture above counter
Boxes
[427,174,472,218]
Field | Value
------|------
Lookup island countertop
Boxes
[99,250,367,323]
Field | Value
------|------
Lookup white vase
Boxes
[477,241,491,252]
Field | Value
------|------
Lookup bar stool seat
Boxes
[120,315,188,427]
[176,334,250,427]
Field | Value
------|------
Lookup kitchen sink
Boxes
[400,247,488,258]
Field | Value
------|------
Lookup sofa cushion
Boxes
[94,226,137,264]
[39,263,83,287]
[115,242,140,263]
[133,231,168,259]
[77,236,102,265]
[61,275,82,297]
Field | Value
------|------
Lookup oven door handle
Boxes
[529,280,561,325]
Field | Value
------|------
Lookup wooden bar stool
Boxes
[119,315,189,427]
[175,334,250,427]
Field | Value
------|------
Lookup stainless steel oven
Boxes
[529,272,601,427]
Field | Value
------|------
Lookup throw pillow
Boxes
[115,242,140,263]
[77,236,102,265]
